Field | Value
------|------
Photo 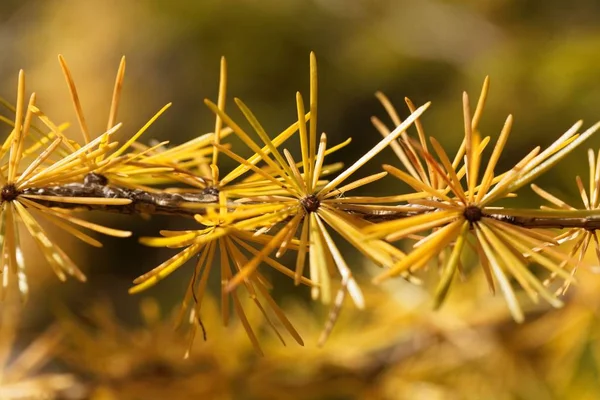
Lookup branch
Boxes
[18,177,600,231]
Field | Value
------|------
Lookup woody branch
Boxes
[15,174,600,231]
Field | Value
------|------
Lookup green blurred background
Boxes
[3,1,600,398]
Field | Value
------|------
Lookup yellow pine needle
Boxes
[232,205,297,231]
[224,240,279,328]
[462,92,474,199]
[374,91,402,126]
[0,133,16,164]
[429,137,467,202]
[20,194,131,206]
[474,225,524,322]
[371,92,436,187]
[373,220,463,283]
[309,212,331,304]
[275,204,302,258]
[28,106,80,153]
[478,222,560,307]
[224,178,292,190]
[229,287,263,356]
[94,56,127,165]
[508,121,600,194]
[106,103,172,161]
[576,175,590,209]
[308,52,318,189]
[372,115,422,182]
[158,229,198,237]
[412,216,463,249]
[404,97,436,187]
[480,146,542,206]
[332,192,429,203]
[1,207,16,290]
[139,231,201,247]
[224,239,294,346]
[225,213,303,292]
[58,54,91,145]
[473,240,495,294]
[211,56,227,181]
[11,223,27,298]
[451,136,491,187]
[139,132,216,161]
[591,149,600,206]
[371,117,423,183]
[218,239,230,325]
[235,98,304,194]
[21,152,115,188]
[414,143,465,201]
[475,114,513,203]
[190,241,215,310]
[314,215,364,308]
[17,125,120,188]
[471,76,490,132]
[19,198,131,238]
[592,231,600,265]
[318,102,431,197]
[219,114,309,186]
[283,149,307,193]
[227,188,292,197]
[205,100,298,192]
[115,166,174,176]
[386,212,460,242]
[404,97,428,154]
[323,172,387,199]
[295,217,310,286]
[11,94,37,180]
[543,233,590,270]
[362,208,457,238]
[317,287,348,347]
[523,122,583,172]
[296,92,311,187]
[230,236,310,285]
[323,137,352,157]
[21,199,131,238]
[408,199,456,210]
[130,243,204,293]
[434,220,469,309]
[32,212,103,248]
[13,201,86,282]
[382,164,456,204]
[107,56,126,132]
[208,243,277,355]
[491,226,572,291]
[367,235,407,263]
[589,149,597,204]
[489,207,600,218]
[205,203,290,225]
[7,71,25,183]
[254,282,304,345]
[332,204,413,214]
[467,132,482,202]
[310,133,328,192]
[12,121,69,161]
[485,219,559,246]
[4,207,19,281]
[485,219,573,281]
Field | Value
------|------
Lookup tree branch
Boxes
[18,179,600,231]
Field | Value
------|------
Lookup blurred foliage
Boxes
[2,0,600,398]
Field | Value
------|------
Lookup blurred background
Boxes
[2,0,600,398]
